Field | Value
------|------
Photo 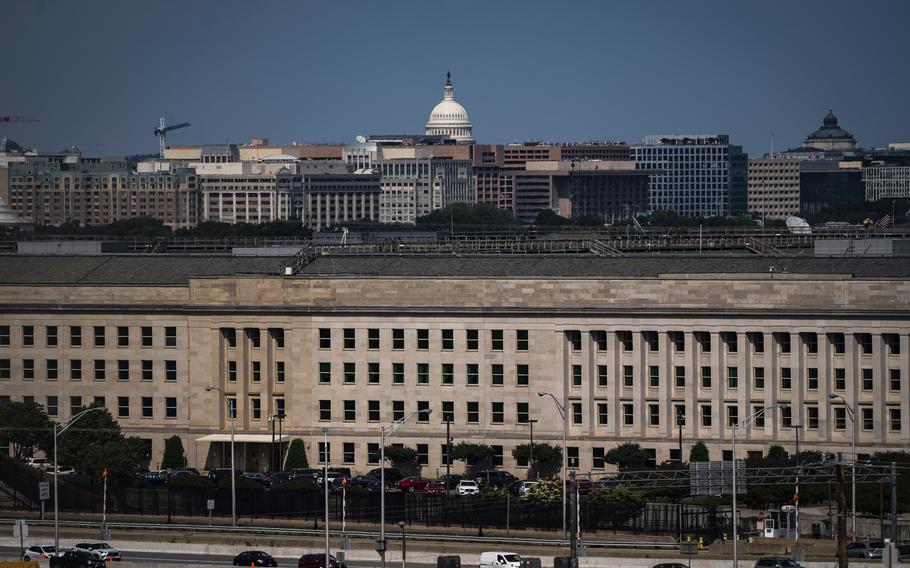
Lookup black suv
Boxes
[474,469,517,488]
[208,468,242,482]
[298,553,345,568]
[367,467,402,486]
[50,550,106,568]
[754,558,804,568]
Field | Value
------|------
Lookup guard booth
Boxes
[763,506,796,538]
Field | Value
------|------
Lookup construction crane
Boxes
[153,117,190,159]
[0,115,40,123]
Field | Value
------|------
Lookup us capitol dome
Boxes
[425,72,474,143]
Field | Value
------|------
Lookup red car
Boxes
[396,476,430,492]
[425,481,447,495]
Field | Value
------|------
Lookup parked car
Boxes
[73,542,122,561]
[25,457,51,469]
[479,552,522,568]
[24,544,59,561]
[396,476,430,493]
[475,470,517,489]
[243,472,270,486]
[754,558,804,568]
[516,481,538,496]
[298,553,345,568]
[847,541,884,559]
[290,468,322,482]
[169,468,199,481]
[897,543,910,562]
[573,478,595,495]
[367,467,403,487]
[437,474,462,490]
[329,467,352,477]
[208,468,243,483]
[50,549,106,568]
[425,481,447,495]
[269,471,292,487]
[653,563,688,568]
[323,471,350,491]
[136,471,167,487]
[457,479,480,496]
[233,550,278,566]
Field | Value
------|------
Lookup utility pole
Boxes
[445,420,452,482]
[836,457,848,568]
[569,471,578,568]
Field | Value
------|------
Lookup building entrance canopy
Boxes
[197,434,288,443]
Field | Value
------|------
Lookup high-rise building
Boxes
[747,158,801,219]
[376,148,472,224]
[632,135,748,217]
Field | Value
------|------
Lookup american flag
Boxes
[874,214,893,228]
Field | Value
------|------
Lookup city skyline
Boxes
[1,0,908,157]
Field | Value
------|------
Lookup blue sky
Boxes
[2,0,908,156]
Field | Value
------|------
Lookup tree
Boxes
[0,401,53,460]
[534,209,571,226]
[511,442,562,479]
[284,439,308,470]
[451,442,495,475]
[160,435,187,469]
[56,405,137,484]
[605,443,651,471]
[383,445,420,476]
[416,203,523,231]
[589,485,647,532]
[689,442,710,462]
[525,479,562,504]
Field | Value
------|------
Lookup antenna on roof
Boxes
[770,132,774,158]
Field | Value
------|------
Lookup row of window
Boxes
[0,325,178,349]
[10,395,180,419]
[313,328,529,352]
[0,359,179,381]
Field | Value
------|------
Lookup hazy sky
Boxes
[2,0,908,156]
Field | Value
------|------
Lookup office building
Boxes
[748,158,802,219]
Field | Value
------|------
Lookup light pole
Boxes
[790,423,804,553]
[398,520,407,568]
[379,408,431,568]
[205,385,236,527]
[829,393,857,541]
[523,419,538,480]
[323,428,330,568]
[732,404,785,568]
[53,406,104,553]
[538,391,568,539]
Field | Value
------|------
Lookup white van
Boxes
[480,552,522,568]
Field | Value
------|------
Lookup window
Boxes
[516,329,529,351]
[830,332,845,354]
[247,328,260,349]
[727,367,738,389]
[701,366,711,388]
[141,326,152,347]
[597,365,608,387]
[270,328,284,349]
[393,328,405,350]
[319,362,331,384]
[695,331,711,353]
[466,363,479,386]
[649,404,660,426]
[567,446,579,469]
[593,330,608,351]
[367,362,379,384]
[701,404,713,427]
[70,326,82,347]
[165,327,176,348]
[753,406,765,428]
[890,369,901,392]
[643,331,659,352]
[467,401,479,423]
[227,360,237,382]
[572,402,583,425]
[441,329,454,351]
[466,329,478,351]
[670,331,685,352]
[775,332,790,354]
[117,326,129,347]
[368,443,380,464]
[857,333,872,355]
[834,407,847,430]
[93,326,106,347]
[275,397,285,417]
[46,396,58,417]
[721,332,737,353]
[166,397,178,419]
[46,359,57,380]
[649,365,659,388]
[572,365,583,387]
[597,403,609,425]
[491,329,504,351]
[674,366,685,388]
[618,331,633,351]
[889,408,902,432]
[23,359,34,380]
[835,368,846,390]
[417,363,430,384]
[276,361,285,383]
[343,328,355,349]
[343,362,355,384]
[116,397,129,418]
[319,400,331,421]
[492,445,504,467]
[417,329,429,350]
[141,397,153,418]
[566,330,582,351]
[727,405,739,427]
[623,365,633,387]
[780,406,792,428]
[222,328,237,348]
[491,402,504,424]
[884,333,900,356]
[23,326,34,346]
[0,359,9,380]
[367,400,381,422]
[862,407,873,431]
[803,332,818,354]
[392,363,404,384]
[393,400,404,421]
[807,368,818,390]
[70,395,83,415]
[93,359,106,381]
[368,328,380,350]
[517,402,530,423]
[754,367,765,389]
[862,368,873,391]
[675,404,686,426]
[46,326,58,347]
[623,403,634,426]
[343,400,356,421]
[319,328,331,349]
[780,368,792,390]
[69,359,82,380]
[318,442,330,464]
[417,401,430,421]
[442,400,454,422]
[344,442,356,464]
[749,332,764,353]
[807,406,819,429]
[138,359,152,381]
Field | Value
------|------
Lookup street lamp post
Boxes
[523,419,538,480]
[538,391,568,539]
[732,404,785,568]
[53,407,104,553]
[379,408,432,568]
[323,428,330,568]
[398,520,407,568]
[829,393,857,541]
[205,385,236,527]
[791,423,804,554]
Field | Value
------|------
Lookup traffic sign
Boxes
[207,499,215,510]
[38,482,50,501]
[13,520,28,538]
